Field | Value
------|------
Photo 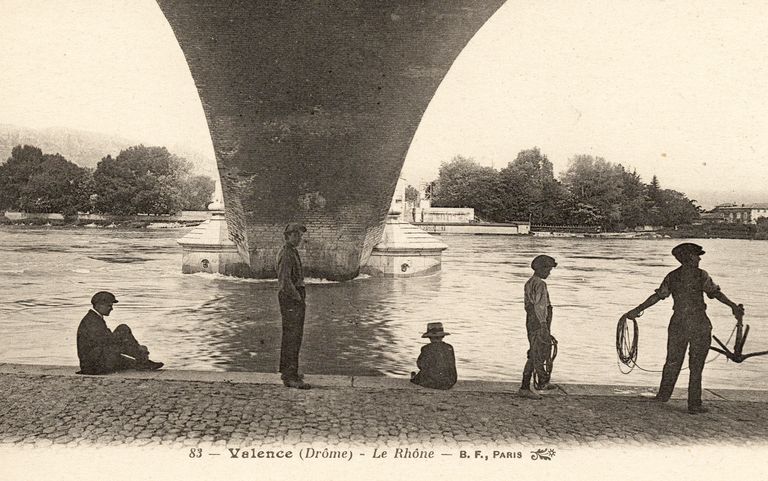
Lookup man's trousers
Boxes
[278,287,306,381]
[657,312,712,409]
[522,305,552,388]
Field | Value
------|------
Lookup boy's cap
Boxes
[422,322,450,338]
[91,291,118,305]
[284,223,307,234]
[531,255,557,270]
[672,242,705,260]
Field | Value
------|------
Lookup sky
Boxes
[2,0,768,208]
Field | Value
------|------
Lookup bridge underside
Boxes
[157,0,505,280]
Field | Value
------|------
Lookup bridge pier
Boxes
[157,0,505,280]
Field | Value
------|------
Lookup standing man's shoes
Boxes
[537,383,559,391]
[688,406,709,414]
[283,379,311,390]
[517,388,542,399]
[653,395,670,403]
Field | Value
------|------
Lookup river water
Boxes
[1,226,766,389]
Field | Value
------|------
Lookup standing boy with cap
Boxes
[518,254,558,399]
[76,291,163,375]
[625,242,744,414]
[277,222,311,389]
[410,322,457,390]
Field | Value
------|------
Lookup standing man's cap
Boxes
[672,242,705,260]
[284,223,307,234]
[90,291,118,305]
[422,322,450,338]
[531,255,557,270]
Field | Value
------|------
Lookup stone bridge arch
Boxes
[157,1,506,280]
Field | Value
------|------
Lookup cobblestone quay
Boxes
[1,364,767,449]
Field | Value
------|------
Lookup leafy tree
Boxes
[92,145,192,215]
[0,145,91,214]
[180,175,216,211]
[499,147,569,223]
[615,168,651,229]
[656,189,701,227]
[561,155,625,228]
[0,145,45,210]
[431,155,505,221]
[643,176,699,227]
[19,154,92,215]
[568,202,603,225]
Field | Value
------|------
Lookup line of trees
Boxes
[0,144,215,216]
[428,148,701,230]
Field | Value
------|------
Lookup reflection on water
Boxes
[1,227,767,389]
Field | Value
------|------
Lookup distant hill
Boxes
[0,124,217,177]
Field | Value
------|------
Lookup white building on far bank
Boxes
[711,203,768,224]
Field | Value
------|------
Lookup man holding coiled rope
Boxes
[518,254,559,400]
[624,242,744,414]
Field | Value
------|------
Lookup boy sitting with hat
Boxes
[625,242,744,414]
[518,254,558,399]
[410,322,457,390]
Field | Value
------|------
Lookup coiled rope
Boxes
[616,312,736,374]
[533,334,558,389]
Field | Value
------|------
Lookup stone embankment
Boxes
[1,363,767,448]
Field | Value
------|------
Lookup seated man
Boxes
[410,322,457,390]
[76,291,163,375]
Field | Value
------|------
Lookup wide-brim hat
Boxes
[91,291,118,305]
[672,242,705,261]
[422,322,450,338]
[284,222,307,234]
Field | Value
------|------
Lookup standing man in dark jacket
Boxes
[625,243,744,414]
[410,322,457,390]
[277,223,311,389]
[77,291,163,375]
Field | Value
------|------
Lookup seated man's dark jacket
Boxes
[411,341,457,390]
[77,310,123,374]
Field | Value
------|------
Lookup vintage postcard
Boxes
[1,1,767,480]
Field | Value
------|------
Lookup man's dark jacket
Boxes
[76,310,121,374]
[411,341,458,390]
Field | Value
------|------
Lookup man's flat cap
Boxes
[531,254,558,270]
[91,291,118,305]
[284,223,307,234]
[672,242,705,259]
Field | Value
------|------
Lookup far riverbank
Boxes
[4,216,768,242]
[532,223,768,241]
[1,210,208,229]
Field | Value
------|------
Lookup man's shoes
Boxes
[517,388,542,400]
[653,395,670,403]
[536,383,559,391]
[283,379,311,390]
[688,405,709,415]
[137,360,164,371]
